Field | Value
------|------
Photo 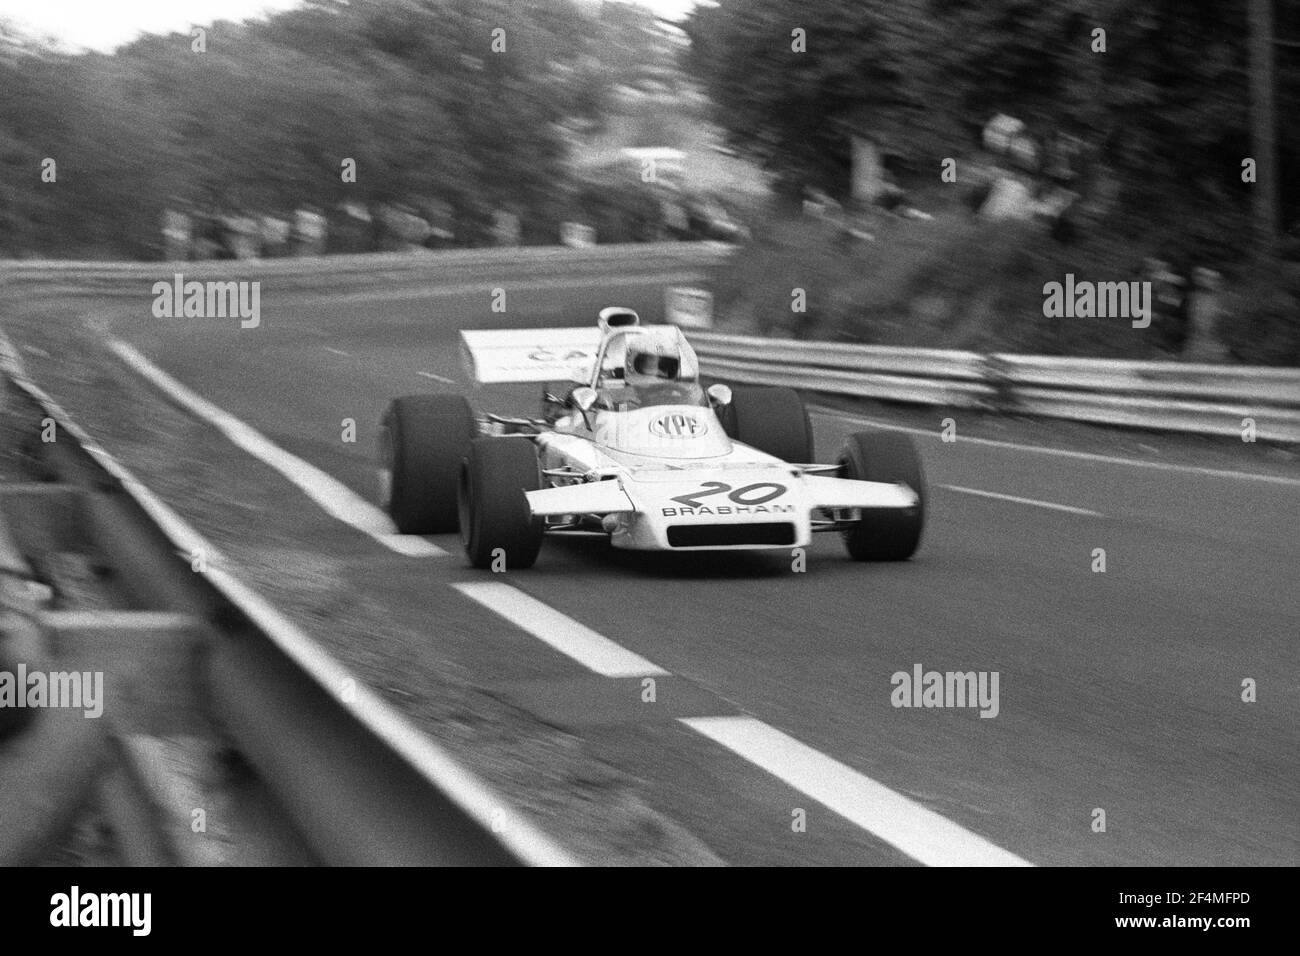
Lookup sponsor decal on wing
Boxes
[659,478,796,518]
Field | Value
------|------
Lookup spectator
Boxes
[161,203,191,261]
[224,210,261,259]
[293,205,327,256]
[329,201,372,253]
[1182,267,1227,362]
[979,175,1035,221]
[1142,257,1188,353]
[491,209,521,247]
[193,209,232,260]
[260,212,291,258]
[421,199,455,249]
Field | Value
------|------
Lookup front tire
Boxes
[458,438,544,569]
[838,431,925,561]
[718,385,813,463]
[379,395,476,534]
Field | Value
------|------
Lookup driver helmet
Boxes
[625,331,682,385]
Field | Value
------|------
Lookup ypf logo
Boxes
[650,412,707,438]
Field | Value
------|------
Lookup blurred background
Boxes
[0,0,1297,362]
[1,1,1297,873]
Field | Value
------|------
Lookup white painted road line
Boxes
[682,716,1033,867]
[455,578,1031,866]
[452,582,669,678]
[418,371,458,385]
[939,484,1103,517]
[107,339,444,558]
[3,329,573,865]
[811,407,1300,487]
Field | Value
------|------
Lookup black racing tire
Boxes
[838,430,926,561]
[458,437,544,570]
[718,385,814,463]
[379,394,477,534]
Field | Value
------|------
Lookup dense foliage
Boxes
[0,0,660,257]
[683,0,1300,362]
[682,0,1299,248]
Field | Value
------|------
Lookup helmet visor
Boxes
[632,353,679,379]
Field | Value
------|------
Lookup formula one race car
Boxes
[378,308,925,569]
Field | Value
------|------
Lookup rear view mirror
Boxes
[570,387,598,411]
[707,383,733,407]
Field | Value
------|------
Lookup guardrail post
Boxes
[980,355,1017,414]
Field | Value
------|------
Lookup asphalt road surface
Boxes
[5,278,1297,866]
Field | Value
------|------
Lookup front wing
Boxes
[524,471,918,551]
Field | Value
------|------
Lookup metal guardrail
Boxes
[0,242,735,298]
[0,335,578,866]
[689,332,1300,443]
[2,245,1294,440]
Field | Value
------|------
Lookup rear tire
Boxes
[718,385,813,463]
[838,431,925,561]
[458,438,544,569]
[379,395,476,534]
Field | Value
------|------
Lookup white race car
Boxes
[378,308,925,569]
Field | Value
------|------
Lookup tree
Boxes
[683,0,1299,255]
[682,0,934,196]
[0,0,597,256]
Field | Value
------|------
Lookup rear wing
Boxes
[459,328,603,384]
[459,324,696,385]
